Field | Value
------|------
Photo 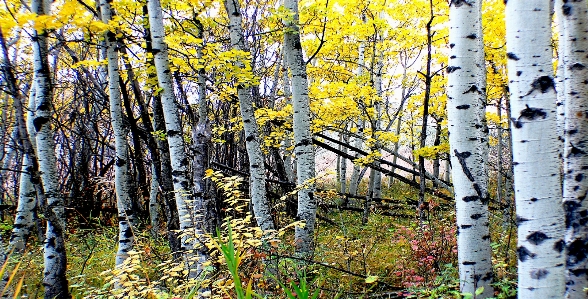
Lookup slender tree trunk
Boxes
[506,1,565,297]
[284,0,316,255]
[149,164,159,237]
[100,0,135,266]
[31,0,69,296]
[224,0,274,231]
[349,41,365,196]
[418,0,434,223]
[141,3,181,257]
[447,0,493,296]
[147,0,197,273]
[191,19,214,283]
[9,82,38,252]
[339,128,348,194]
[559,1,588,296]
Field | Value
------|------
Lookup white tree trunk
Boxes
[559,1,588,297]
[31,0,69,296]
[10,82,38,252]
[447,0,493,297]
[224,0,274,231]
[100,0,135,267]
[349,41,366,196]
[284,0,316,254]
[147,0,197,274]
[506,1,565,297]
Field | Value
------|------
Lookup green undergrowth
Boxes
[0,179,517,298]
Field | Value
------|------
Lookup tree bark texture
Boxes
[447,0,494,296]
[284,0,316,255]
[506,1,565,297]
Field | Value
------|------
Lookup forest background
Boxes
[0,0,576,298]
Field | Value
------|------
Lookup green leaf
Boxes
[365,275,378,284]
[475,286,484,296]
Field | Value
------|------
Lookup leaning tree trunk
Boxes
[560,0,588,297]
[224,0,274,231]
[506,1,565,297]
[147,0,197,274]
[31,0,69,297]
[284,0,316,255]
[447,0,493,297]
[100,0,135,266]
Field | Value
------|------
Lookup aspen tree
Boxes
[31,0,69,296]
[284,0,316,254]
[147,0,198,274]
[224,0,274,231]
[506,1,565,297]
[99,0,135,266]
[447,0,493,297]
[559,0,588,296]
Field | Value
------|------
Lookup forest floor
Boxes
[0,181,518,298]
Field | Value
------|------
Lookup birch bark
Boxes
[147,0,197,273]
[100,0,135,266]
[284,0,316,254]
[506,1,565,297]
[224,0,274,231]
[31,0,69,296]
[447,0,493,296]
[559,0,588,297]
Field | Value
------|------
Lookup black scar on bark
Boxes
[115,158,126,167]
[563,3,572,16]
[294,40,302,50]
[518,246,536,262]
[507,52,520,60]
[554,239,565,253]
[450,55,456,59]
[461,224,472,229]
[517,215,529,225]
[37,102,50,111]
[530,197,538,202]
[167,129,180,137]
[570,63,586,70]
[447,66,461,73]
[567,238,588,265]
[462,261,476,266]
[482,235,490,240]
[530,269,549,280]
[526,76,555,95]
[463,196,479,202]
[470,213,483,220]
[450,43,455,48]
[568,129,579,135]
[527,231,549,245]
[454,150,475,182]
[246,135,254,142]
[450,0,472,7]
[123,227,133,238]
[569,143,587,157]
[466,34,477,39]
[151,48,161,55]
[512,105,547,128]
[481,272,493,282]
[33,117,50,132]
[180,158,189,166]
[463,85,480,94]
[576,173,584,182]
[46,237,56,248]
[296,139,312,147]
[517,71,523,76]
[456,104,470,109]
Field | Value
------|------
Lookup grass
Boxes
[0,179,518,298]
